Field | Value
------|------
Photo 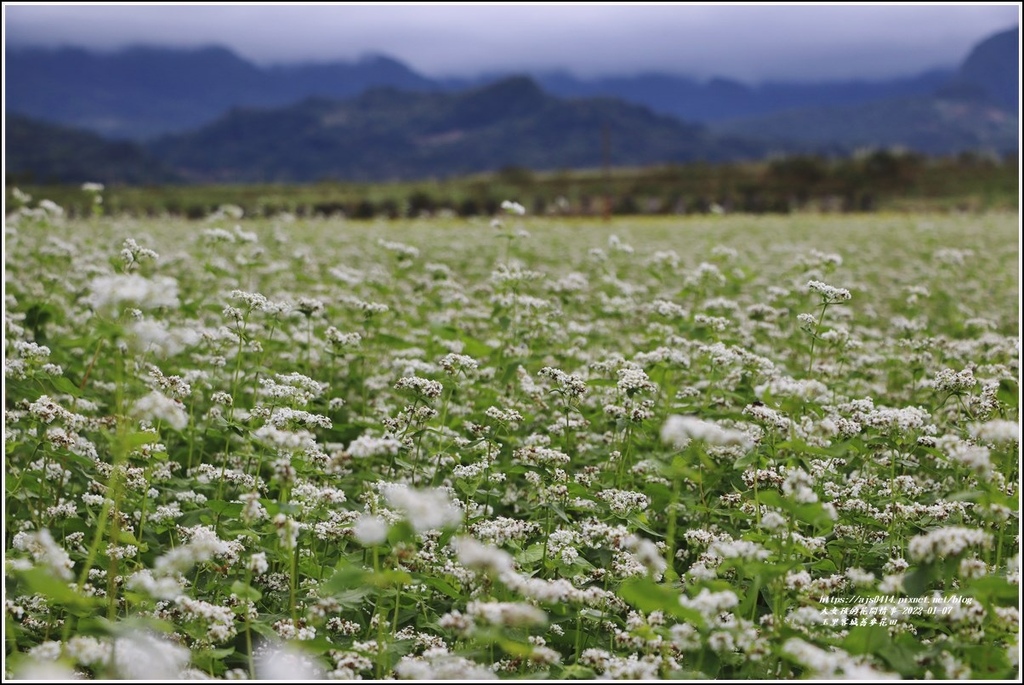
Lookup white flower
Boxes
[500,200,526,216]
[255,641,327,680]
[452,536,515,576]
[87,274,180,312]
[353,515,389,546]
[467,600,546,627]
[908,526,992,563]
[969,420,1019,445]
[11,529,74,580]
[112,632,190,679]
[806,280,851,304]
[661,415,753,451]
[131,390,188,431]
[381,484,462,532]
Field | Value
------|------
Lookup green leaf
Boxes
[902,564,938,597]
[230,580,262,602]
[733,451,759,469]
[842,625,890,655]
[963,575,1019,604]
[618,577,705,628]
[558,665,597,680]
[516,543,545,566]
[47,375,82,398]
[876,634,925,676]
[122,431,159,449]
[757,490,834,533]
[415,574,461,600]
[500,362,524,386]
[191,646,236,671]
[365,568,412,589]
[17,570,95,610]
[387,520,415,545]
[206,500,244,518]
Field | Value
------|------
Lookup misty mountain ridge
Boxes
[143,76,771,184]
[6,25,1017,142]
[4,26,1018,185]
[712,26,1018,153]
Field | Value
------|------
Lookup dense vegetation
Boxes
[8,150,1018,220]
[4,196,1018,679]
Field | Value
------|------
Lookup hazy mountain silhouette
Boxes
[710,26,1019,155]
[6,26,1016,141]
[5,114,179,184]
[4,45,437,139]
[4,26,1018,183]
[144,76,771,183]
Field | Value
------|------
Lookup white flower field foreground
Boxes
[3,198,1019,679]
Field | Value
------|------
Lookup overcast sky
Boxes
[4,3,1020,83]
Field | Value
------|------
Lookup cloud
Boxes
[4,4,1019,82]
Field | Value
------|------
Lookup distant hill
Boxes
[936,26,1019,110]
[4,26,1018,184]
[710,26,1019,156]
[4,45,437,139]
[145,76,770,183]
[6,26,1016,142]
[710,97,1018,157]
[5,115,178,185]
[523,70,956,124]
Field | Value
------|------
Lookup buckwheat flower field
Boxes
[3,198,1020,680]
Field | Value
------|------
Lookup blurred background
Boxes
[3,3,1020,215]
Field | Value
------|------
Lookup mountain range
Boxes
[4,26,1018,184]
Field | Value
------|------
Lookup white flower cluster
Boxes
[325,326,362,348]
[597,489,651,517]
[352,514,389,546]
[10,529,74,580]
[394,647,497,680]
[378,238,420,259]
[932,367,977,394]
[87,274,180,312]
[660,415,753,451]
[538,366,588,398]
[267,406,332,430]
[679,587,738,619]
[908,526,993,563]
[452,536,516,576]
[346,435,403,458]
[935,435,993,478]
[119,237,159,268]
[485,405,524,425]
[260,372,327,405]
[969,419,1019,445]
[806,279,852,304]
[253,424,316,451]
[501,200,526,216]
[255,642,327,680]
[782,637,897,679]
[439,353,479,375]
[131,390,188,431]
[513,445,571,467]
[616,366,657,396]
[466,600,546,627]
[394,376,444,399]
[153,524,237,576]
[743,403,792,433]
[380,484,462,532]
[470,516,539,546]
[580,649,665,679]
[862,405,932,437]
[174,595,237,643]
